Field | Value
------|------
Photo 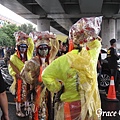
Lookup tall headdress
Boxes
[14,31,29,46]
[69,16,102,50]
[29,31,59,62]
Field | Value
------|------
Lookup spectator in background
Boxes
[107,39,120,94]
[0,69,10,120]
[0,46,3,58]
[4,47,10,66]
[1,47,4,58]
[10,46,15,55]
[97,51,102,89]
[56,39,69,58]
[56,40,63,57]
[62,38,69,54]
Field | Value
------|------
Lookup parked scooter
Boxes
[0,60,13,90]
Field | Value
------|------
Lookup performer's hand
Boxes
[90,36,102,42]
[96,36,102,42]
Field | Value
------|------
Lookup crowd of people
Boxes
[0,46,15,59]
[1,16,119,120]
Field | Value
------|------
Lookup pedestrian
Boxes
[20,31,59,120]
[56,40,63,58]
[107,39,120,94]
[62,38,69,54]
[0,69,10,120]
[8,31,34,117]
[42,16,102,120]
[4,47,10,66]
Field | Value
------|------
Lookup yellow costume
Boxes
[8,37,34,95]
[42,16,102,120]
[42,39,101,120]
[8,31,34,117]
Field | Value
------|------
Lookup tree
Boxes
[1,24,19,46]
[0,23,36,46]
[18,23,36,34]
[0,29,10,46]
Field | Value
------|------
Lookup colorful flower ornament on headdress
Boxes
[14,31,29,46]
[29,31,59,62]
[69,16,102,45]
[29,31,56,47]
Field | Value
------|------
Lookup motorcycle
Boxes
[0,60,13,90]
[98,51,120,89]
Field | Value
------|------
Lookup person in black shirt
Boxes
[97,51,102,89]
[0,69,10,120]
[107,39,120,93]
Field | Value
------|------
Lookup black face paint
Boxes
[37,44,49,57]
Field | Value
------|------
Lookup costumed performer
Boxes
[8,31,34,117]
[20,31,59,120]
[42,16,102,120]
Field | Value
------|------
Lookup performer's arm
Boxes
[86,38,102,65]
[27,37,34,60]
[42,56,66,93]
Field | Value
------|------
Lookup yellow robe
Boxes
[42,39,101,120]
[8,37,34,95]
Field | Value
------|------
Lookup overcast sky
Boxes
[0,4,68,36]
[0,4,36,27]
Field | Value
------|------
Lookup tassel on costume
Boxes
[17,79,22,102]
[34,66,42,120]
[69,40,74,52]
[64,102,72,120]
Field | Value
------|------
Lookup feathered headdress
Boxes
[29,31,59,62]
[14,31,29,46]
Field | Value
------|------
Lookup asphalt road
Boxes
[0,91,29,120]
[1,90,120,120]
[1,59,120,120]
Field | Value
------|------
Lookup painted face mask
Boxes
[37,44,49,57]
[18,44,28,53]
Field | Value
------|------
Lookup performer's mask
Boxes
[37,44,50,57]
[18,44,28,53]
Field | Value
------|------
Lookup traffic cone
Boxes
[106,76,119,101]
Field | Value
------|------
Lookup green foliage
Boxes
[0,29,9,46]
[0,24,19,46]
[0,23,36,46]
[18,23,36,34]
